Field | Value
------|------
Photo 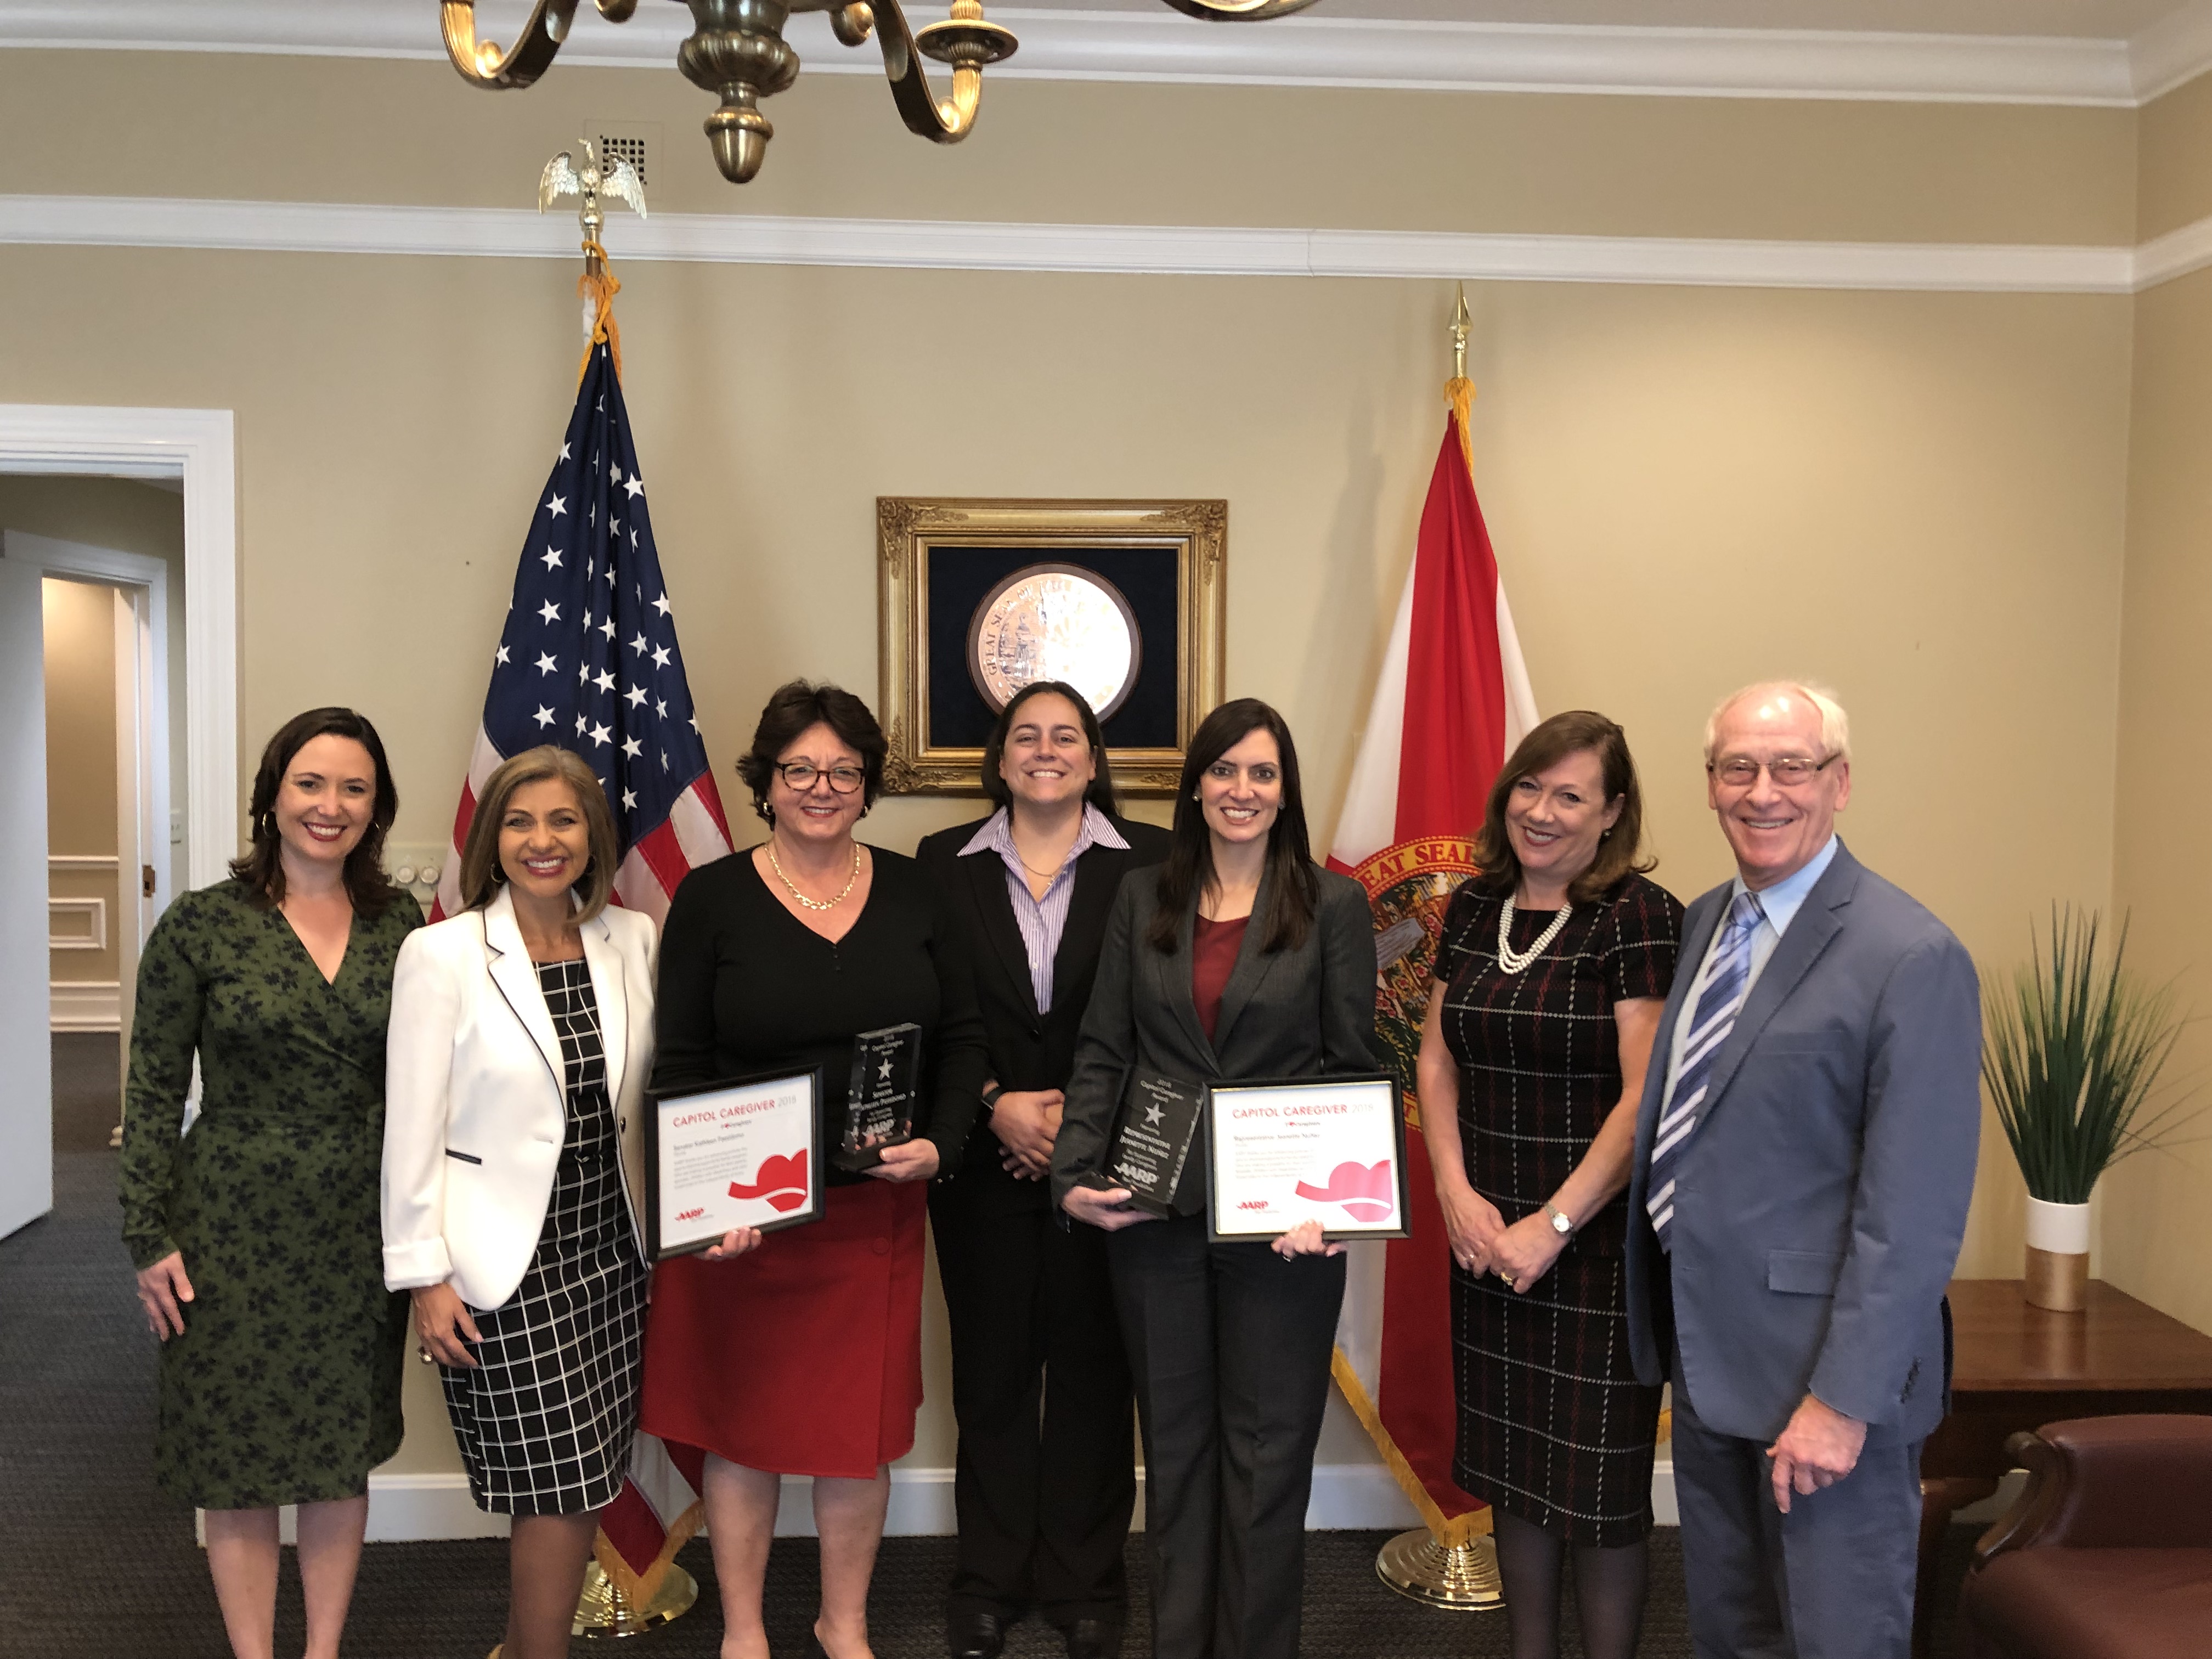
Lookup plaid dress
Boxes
[439,958,647,1516]
[1435,873,1681,1547]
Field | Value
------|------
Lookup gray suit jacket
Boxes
[1053,861,1380,1217]
[1623,839,1980,1446]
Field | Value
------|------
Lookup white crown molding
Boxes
[2130,0,2212,101]
[7,191,2189,294]
[2136,212,2212,289]
[1,0,2191,108]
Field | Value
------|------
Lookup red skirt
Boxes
[640,1179,926,1480]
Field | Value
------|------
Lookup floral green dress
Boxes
[119,877,422,1510]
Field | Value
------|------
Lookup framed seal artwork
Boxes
[877,498,1227,795]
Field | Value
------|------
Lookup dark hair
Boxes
[735,680,887,822]
[458,746,622,923]
[229,707,402,916]
[1147,698,1318,956]
[1469,710,1656,905]
[979,680,1121,819]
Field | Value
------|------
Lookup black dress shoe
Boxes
[1062,1618,1122,1659]
[951,1611,1009,1659]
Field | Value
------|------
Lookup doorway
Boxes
[32,538,178,1156]
[0,405,237,1243]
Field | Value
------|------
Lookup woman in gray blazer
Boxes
[1054,698,1378,1659]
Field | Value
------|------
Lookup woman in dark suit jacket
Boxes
[919,682,1171,1659]
[1053,698,1378,1659]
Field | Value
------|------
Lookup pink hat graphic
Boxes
[729,1150,810,1214]
[1294,1159,1395,1223]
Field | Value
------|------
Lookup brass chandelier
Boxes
[441,1,1322,183]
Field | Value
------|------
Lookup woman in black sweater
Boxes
[639,681,986,1659]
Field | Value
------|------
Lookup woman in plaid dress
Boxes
[384,747,663,1659]
[1416,712,1682,1659]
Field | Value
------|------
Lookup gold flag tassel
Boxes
[577,239,623,387]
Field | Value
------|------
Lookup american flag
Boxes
[430,334,725,1599]
[431,338,732,926]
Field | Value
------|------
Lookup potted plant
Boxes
[1982,908,2194,1312]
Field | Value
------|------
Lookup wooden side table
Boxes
[1915,1279,2212,1659]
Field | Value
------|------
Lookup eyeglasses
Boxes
[774,762,866,794]
[1708,754,1837,788]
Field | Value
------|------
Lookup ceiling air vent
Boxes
[589,121,661,193]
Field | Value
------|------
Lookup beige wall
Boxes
[42,577,121,988]
[0,50,2141,245]
[2138,67,2212,240]
[2,43,2196,1486]
[2103,72,2212,1339]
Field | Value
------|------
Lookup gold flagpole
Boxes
[528,135,702,1643]
[1372,282,1505,1613]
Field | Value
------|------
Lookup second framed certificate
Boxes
[646,1067,825,1260]
[1206,1073,1410,1244]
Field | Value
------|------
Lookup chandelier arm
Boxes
[868,1,1014,144]
[441,0,585,87]
[1154,0,1323,18]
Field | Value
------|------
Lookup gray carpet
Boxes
[52,1030,122,1151]
[0,1150,1980,1657]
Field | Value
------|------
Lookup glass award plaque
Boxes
[1088,1068,1205,1218]
[834,1022,923,1171]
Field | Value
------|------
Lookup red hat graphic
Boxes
[1294,1159,1395,1223]
[729,1150,809,1214]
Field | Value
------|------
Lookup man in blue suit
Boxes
[1624,682,1981,1659]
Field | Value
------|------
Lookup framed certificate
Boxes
[1205,1073,1410,1244]
[645,1067,825,1260]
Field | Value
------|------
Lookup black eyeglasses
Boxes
[774,761,865,794]
[1708,754,1837,788]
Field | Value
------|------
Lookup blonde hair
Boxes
[1703,681,1851,765]
[459,746,620,922]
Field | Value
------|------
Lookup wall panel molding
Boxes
[8,0,2203,107]
[49,979,120,1031]
[9,191,2205,295]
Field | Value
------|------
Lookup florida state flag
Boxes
[1326,377,1537,1546]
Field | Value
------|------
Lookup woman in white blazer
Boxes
[383,745,667,1659]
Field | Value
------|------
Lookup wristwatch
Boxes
[980,1083,1006,1115]
[1542,1203,1573,1237]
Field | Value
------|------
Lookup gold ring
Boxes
[1498,1270,1516,1287]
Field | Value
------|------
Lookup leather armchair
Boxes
[1956,1414,2212,1659]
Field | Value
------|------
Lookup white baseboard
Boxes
[50,980,121,1031]
[337,1461,1687,1544]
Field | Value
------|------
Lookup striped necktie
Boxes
[1646,888,1765,1252]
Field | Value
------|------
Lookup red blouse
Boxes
[1192,913,1250,1042]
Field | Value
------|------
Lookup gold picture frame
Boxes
[877,498,1227,795]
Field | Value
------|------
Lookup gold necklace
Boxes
[768,840,860,912]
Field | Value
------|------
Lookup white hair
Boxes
[1703,681,1850,764]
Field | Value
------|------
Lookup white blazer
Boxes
[382,885,656,1311]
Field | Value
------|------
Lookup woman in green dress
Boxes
[121,707,421,1659]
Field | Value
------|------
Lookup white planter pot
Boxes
[2024,1197,2091,1255]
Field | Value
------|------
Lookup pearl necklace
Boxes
[1496,892,1573,975]
[768,841,860,912]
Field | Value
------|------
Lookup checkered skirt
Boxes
[1436,875,1681,1547]
[439,958,647,1516]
